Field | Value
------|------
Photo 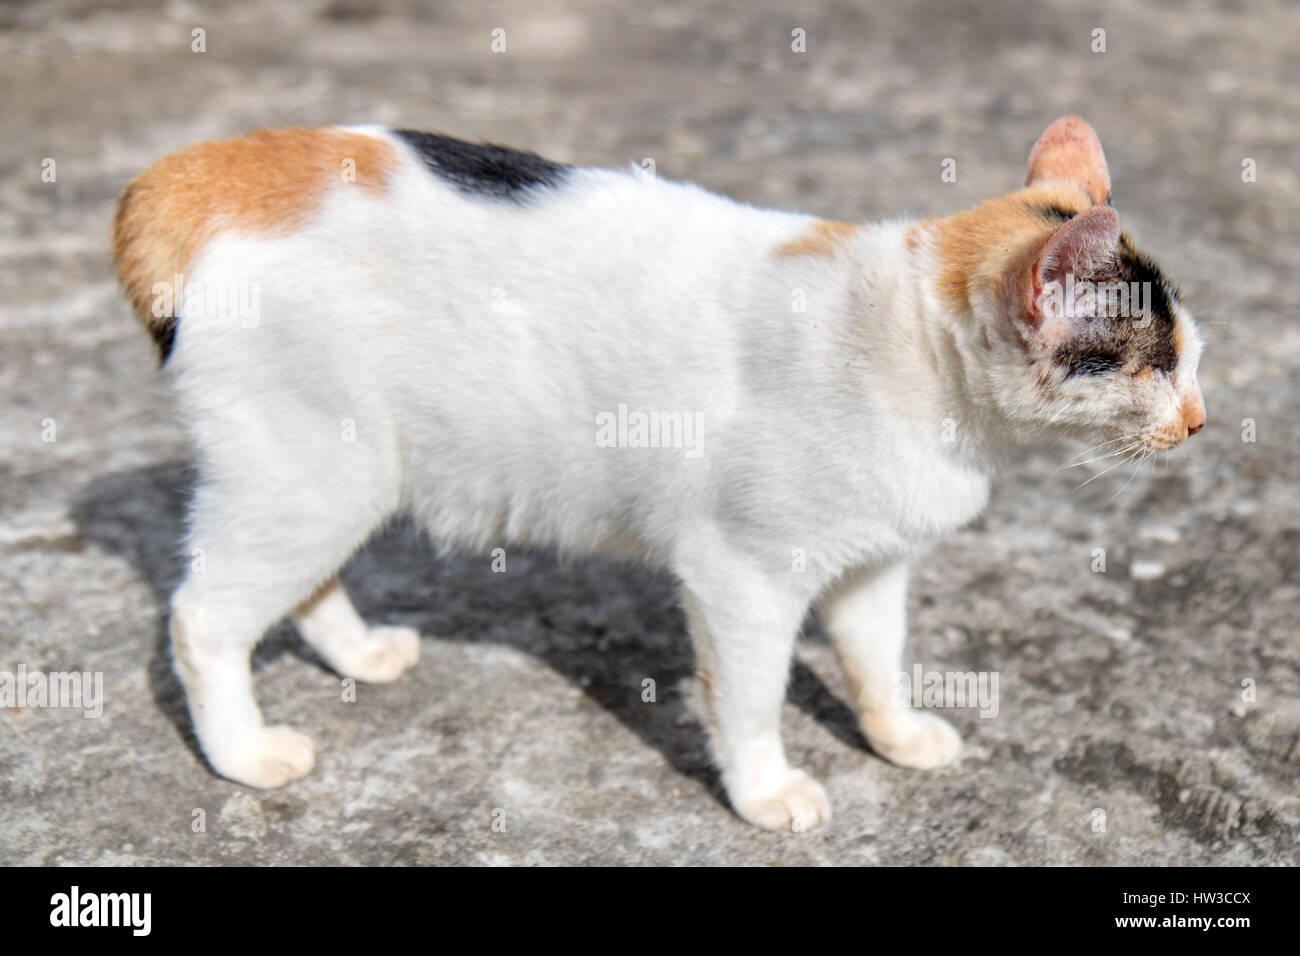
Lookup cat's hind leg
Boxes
[819,562,961,769]
[170,460,399,789]
[292,578,419,683]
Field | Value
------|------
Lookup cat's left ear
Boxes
[1025,116,1111,205]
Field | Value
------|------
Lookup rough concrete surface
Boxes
[2,0,1298,865]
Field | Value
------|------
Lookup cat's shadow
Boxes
[70,461,868,813]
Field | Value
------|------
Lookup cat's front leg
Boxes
[678,559,830,831]
[819,562,961,769]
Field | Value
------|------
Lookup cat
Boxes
[112,116,1204,831]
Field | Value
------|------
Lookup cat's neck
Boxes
[838,219,1016,474]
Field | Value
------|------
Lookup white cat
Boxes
[113,116,1204,830]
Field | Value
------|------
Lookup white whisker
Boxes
[1074,452,1134,490]
[1060,437,1143,471]
[1108,449,1150,503]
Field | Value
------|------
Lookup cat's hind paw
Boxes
[211,725,316,789]
[865,710,961,769]
[338,626,421,684]
[730,769,832,832]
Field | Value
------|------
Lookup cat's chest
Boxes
[804,445,993,572]
[900,460,990,542]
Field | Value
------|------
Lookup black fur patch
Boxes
[394,130,568,200]
[1063,350,1124,376]
[1030,202,1079,223]
[1051,231,1181,377]
[154,315,177,365]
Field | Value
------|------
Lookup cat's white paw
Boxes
[865,710,961,769]
[339,626,421,683]
[211,725,316,789]
[730,769,832,832]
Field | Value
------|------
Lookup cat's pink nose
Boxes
[1181,391,1206,437]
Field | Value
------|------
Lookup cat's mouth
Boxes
[1066,427,1191,467]
[1142,431,1191,453]
[1143,411,1205,452]
[1093,412,1204,456]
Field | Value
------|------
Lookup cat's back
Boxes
[113,125,796,368]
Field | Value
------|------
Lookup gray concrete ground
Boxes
[2,0,1298,865]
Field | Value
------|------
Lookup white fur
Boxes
[160,127,1199,829]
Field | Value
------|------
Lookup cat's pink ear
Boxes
[1038,204,1120,286]
[1025,116,1111,205]
[1020,204,1121,342]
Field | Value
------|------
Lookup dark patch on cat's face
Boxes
[1046,229,1181,378]
[393,129,569,201]
[1062,350,1123,375]
[1030,202,1081,224]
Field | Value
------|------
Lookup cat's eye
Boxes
[1074,353,1123,375]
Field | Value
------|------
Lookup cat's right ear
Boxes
[1025,116,1111,206]
[1015,204,1121,346]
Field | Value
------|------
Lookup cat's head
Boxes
[937,116,1204,454]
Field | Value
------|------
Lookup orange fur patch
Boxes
[773,220,861,259]
[904,221,933,252]
[114,127,395,333]
[935,184,1091,314]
